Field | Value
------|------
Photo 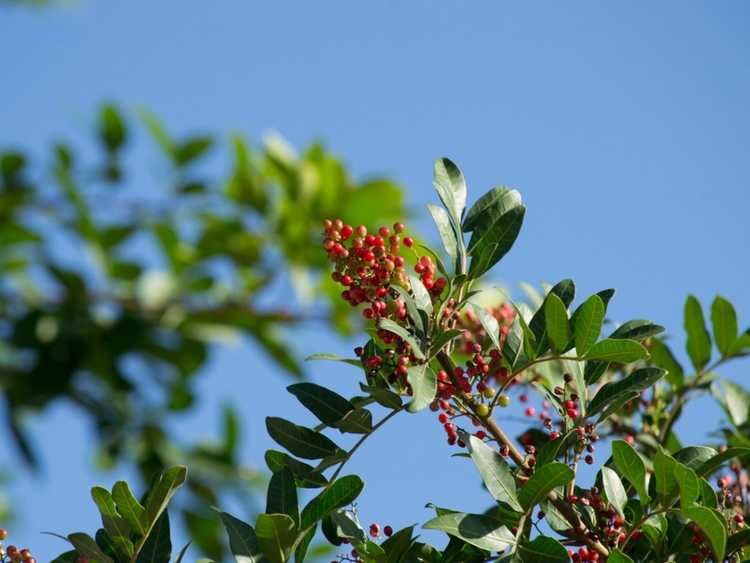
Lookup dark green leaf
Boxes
[649,338,684,388]
[143,465,187,528]
[266,417,340,460]
[517,462,574,511]
[219,511,267,563]
[300,475,364,529]
[606,551,634,563]
[587,368,665,416]
[112,481,147,536]
[685,295,711,370]
[517,536,568,562]
[711,295,738,356]
[696,447,750,477]
[609,320,664,341]
[264,450,328,488]
[674,462,701,508]
[266,468,299,526]
[90,487,132,559]
[135,512,171,563]
[335,408,373,434]
[99,105,127,153]
[68,533,115,563]
[467,206,525,278]
[584,339,648,363]
[287,383,354,426]
[463,186,522,232]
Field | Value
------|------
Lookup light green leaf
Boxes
[697,447,750,477]
[406,364,436,413]
[674,462,701,508]
[433,158,467,233]
[303,353,361,367]
[112,481,147,537]
[649,338,684,388]
[612,440,650,504]
[685,295,711,370]
[653,450,678,504]
[90,487,132,559]
[378,318,425,360]
[255,514,296,563]
[544,294,570,352]
[607,550,634,563]
[143,465,187,530]
[408,274,433,317]
[427,203,457,261]
[67,533,114,563]
[464,434,522,511]
[601,466,627,516]
[470,303,501,351]
[422,512,515,552]
[463,186,522,232]
[710,379,750,428]
[571,294,605,356]
[584,338,648,363]
[518,462,574,512]
[711,295,738,357]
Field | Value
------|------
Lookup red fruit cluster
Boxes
[0,530,37,563]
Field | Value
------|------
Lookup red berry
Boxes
[524,407,536,417]
[369,523,380,537]
[383,525,393,537]
[438,413,448,424]
[735,514,745,523]
[519,394,528,403]
[550,431,560,440]
[403,236,414,247]
[341,225,353,239]
[0,528,7,540]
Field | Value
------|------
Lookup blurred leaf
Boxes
[98,105,127,153]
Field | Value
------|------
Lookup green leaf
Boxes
[264,450,328,489]
[467,205,526,278]
[612,440,650,504]
[300,475,365,529]
[99,105,127,153]
[255,514,296,563]
[219,511,266,563]
[143,465,187,528]
[606,550,634,563]
[287,383,354,426]
[653,450,678,504]
[609,320,664,341]
[685,295,711,370]
[427,203,458,261]
[174,542,191,563]
[266,417,340,460]
[601,466,627,516]
[266,468,299,526]
[469,303,501,351]
[90,487,132,559]
[304,353,361,367]
[517,536,569,562]
[571,294,605,356]
[528,280,575,343]
[433,158,467,232]
[406,364,437,413]
[649,338,684,387]
[336,408,373,434]
[463,186,522,232]
[111,481,147,536]
[584,338,648,363]
[710,379,750,428]
[517,462,574,512]
[390,285,425,335]
[360,384,402,409]
[68,533,115,563]
[697,447,750,477]
[378,318,425,360]
[464,434,522,511]
[672,446,717,470]
[422,512,515,552]
[682,506,726,562]
[587,368,666,416]
[711,295,738,356]
[726,529,750,557]
[381,525,415,562]
[136,512,171,563]
[674,462,701,508]
[544,294,570,352]
[408,274,433,317]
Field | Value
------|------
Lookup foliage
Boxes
[18,157,750,562]
[0,105,406,558]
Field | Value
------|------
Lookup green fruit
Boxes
[498,395,510,408]
[482,387,496,399]
[475,403,490,417]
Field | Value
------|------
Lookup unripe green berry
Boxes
[498,394,510,407]
[482,387,496,399]
[475,403,490,417]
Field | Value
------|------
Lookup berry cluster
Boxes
[0,530,37,563]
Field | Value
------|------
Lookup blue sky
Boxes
[1,1,749,560]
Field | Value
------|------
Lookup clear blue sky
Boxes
[1,2,749,560]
